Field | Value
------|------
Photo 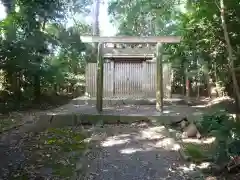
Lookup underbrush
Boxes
[8,127,88,180]
[196,111,240,164]
[0,116,22,132]
[0,93,73,114]
[184,143,206,163]
[182,111,240,179]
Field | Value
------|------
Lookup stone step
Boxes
[71,97,189,106]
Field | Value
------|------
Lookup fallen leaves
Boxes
[0,117,21,132]
[4,127,88,180]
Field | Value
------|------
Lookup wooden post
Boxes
[111,60,115,97]
[169,65,174,98]
[156,43,163,112]
[96,43,104,112]
[142,61,147,98]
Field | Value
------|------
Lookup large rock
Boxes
[170,117,190,130]
[182,123,201,139]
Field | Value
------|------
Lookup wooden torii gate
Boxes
[81,36,181,112]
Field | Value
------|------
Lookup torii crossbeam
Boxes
[81,36,181,113]
[81,36,181,43]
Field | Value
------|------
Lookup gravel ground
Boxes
[80,124,202,180]
[0,113,38,178]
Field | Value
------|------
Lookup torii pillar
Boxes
[156,43,164,112]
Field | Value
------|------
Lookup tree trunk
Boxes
[204,63,211,98]
[4,0,17,98]
[219,0,240,110]
[16,71,22,101]
[214,61,218,83]
[33,17,47,103]
[93,0,100,36]
[34,73,41,103]
[92,0,100,55]
[92,0,101,102]
[182,75,186,95]
[2,0,15,14]
[181,63,186,95]
[185,69,190,98]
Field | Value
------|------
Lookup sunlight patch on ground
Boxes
[192,105,207,108]
[155,138,181,151]
[95,125,181,152]
[192,96,232,108]
[116,134,131,138]
[163,110,172,114]
[168,128,177,132]
[120,148,144,154]
[177,162,210,173]
[138,126,180,151]
[101,136,131,147]
[120,146,155,154]
[182,137,216,144]
[138,126,166,140]
[86,132,107,142]
[177,163,197,172]
[197,162,211,169]
[47,113,57,116]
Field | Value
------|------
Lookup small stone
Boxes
[205,176,217,180]
[187,170,203,179]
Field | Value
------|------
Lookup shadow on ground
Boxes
[79,123,203,180]
[1,96,235,179]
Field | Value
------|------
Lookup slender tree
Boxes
[219,0,240,108]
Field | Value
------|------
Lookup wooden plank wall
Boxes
[114,62,143,98]
[86,62,114,97]
[143,61,156,97]
[85,62,172,98]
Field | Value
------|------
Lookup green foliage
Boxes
[0,0,93,112]
[184,144,205,163]
[197,111,234,136]
[44,128,87,152]
[9,127,87,179]
[197,111,240,163]
[0,117,20,132]
[108,0,240,97]
[108,0,182,36]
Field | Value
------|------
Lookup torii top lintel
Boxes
[80,36,181,43]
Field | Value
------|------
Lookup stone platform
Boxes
[32,96,204,132]
[71,96,190,106]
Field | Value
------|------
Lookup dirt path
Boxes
[0,110,87,179]
[80,124,202,180]
[0,110,45,178]
[1,96,231,179]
